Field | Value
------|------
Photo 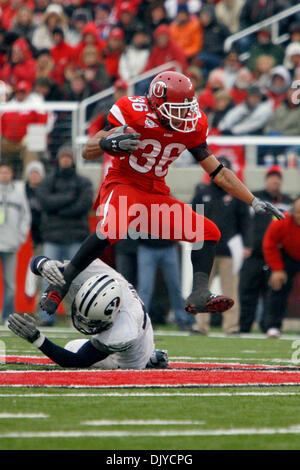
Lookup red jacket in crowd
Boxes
[74,22,105,68]
[263,213,300,271]
[0,38,36,87]
[0,0,34,30]
[51,41,75,72]
[1,109,48,143]
[144,24,187,73]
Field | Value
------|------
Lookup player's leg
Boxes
[40,184,134,315]
[193,258,218,334]
[169,198,234,314]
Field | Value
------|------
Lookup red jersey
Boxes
[105,95,209,187]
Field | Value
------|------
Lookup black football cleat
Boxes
[185,293,234,315]
[40,284,69,315]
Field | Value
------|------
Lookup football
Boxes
[104,126,139,157]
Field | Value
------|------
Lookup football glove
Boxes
[251,197,285,220]
[38,259,66,286]
[8,313,41,343]
[99,125,140,153]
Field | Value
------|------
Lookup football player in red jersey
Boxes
[40,71,284,317]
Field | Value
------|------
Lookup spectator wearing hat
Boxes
[239,165,293,333]
[0,37,36,88]
[0,163,31,324]
[102,27,126,83]
[266,65,291,109]
[169,4,203,61]
[37,145,93,326]
[25,160,45,251]
[190,157,251,334]
[247,29,285,73]
[0,80,48,178]
[67,9,93,46]
[31,4,71,51]
[284,41,300,79]
[116,1,143,45]
[263,196,300,338]
[218,86,273,136]
[74,22,105,69]
[144,24,187,73]
[118,27,151,81]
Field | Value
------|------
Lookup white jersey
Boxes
[67,259,154,370]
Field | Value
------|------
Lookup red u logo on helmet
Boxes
[151,80,166,98]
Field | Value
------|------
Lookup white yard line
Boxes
[1,425,300,438]
[0,413,48,418]
[82,420,205,426]
[0,391,300,398]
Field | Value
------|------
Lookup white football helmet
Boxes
[71,274,122,335]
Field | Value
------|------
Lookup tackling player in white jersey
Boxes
[8,256,168,369]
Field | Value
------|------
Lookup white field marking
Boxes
[2,425,300,438]
[1,392,300,398]
[2,354,294,365]
[2,325,299,341]
[0,413,48,418]
[171,357,294,364]
[82,420,205,426]
[155,330,300,341]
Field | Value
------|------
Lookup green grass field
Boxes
[1,325,300,451]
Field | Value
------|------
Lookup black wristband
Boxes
[210,163,224,179]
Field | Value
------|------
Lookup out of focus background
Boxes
[0,0,299,334]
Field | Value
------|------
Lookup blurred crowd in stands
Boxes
[1,0,300,174]
[0,0,300,333]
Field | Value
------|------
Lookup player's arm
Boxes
[190,144,284,220]
[202,153,255,204]
[8,314,108,367]
[82,126,140,160]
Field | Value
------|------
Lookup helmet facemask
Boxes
[71,274,122,335]
[71,301,113,335]
[157,97,200,133]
